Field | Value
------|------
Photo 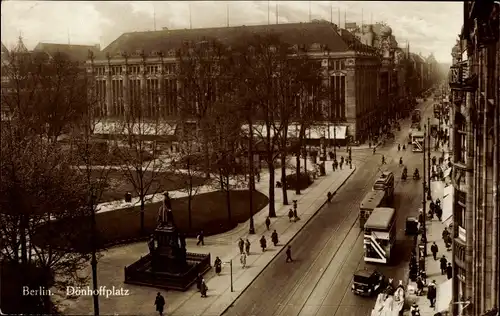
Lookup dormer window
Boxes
[167,49,175,57]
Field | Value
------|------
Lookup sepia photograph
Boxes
[0,1,499,315]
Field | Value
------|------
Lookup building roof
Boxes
[101,22,353,58]
[360,190,386,210]
[1,42,8,55]
[364,207,395,230]
[410,52,425,64]
[33,42,100,62]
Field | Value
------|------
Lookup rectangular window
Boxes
[340,76,346,119]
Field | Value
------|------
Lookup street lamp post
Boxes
[422,131,428,264]
[427,118,432,200]
[225,260,233,292]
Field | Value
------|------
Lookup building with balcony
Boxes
[347,22,409,130]
[449,1,499,315]
[86,22,383,142]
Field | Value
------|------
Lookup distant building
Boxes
[33,42,100,64]
[87,22,383,142]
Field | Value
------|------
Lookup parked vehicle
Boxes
[351,269,386,296]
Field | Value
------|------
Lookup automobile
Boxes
[405,216,420,235]
[351,269,386,296]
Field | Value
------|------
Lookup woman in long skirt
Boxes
[214,256,222,275]
[240,253,247,268]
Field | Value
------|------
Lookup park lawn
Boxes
[96,169,207,202]
[40,190,269,250]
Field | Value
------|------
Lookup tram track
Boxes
[227,101,436,316]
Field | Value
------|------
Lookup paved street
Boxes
[57,152,356,315]
[223,99,438,316]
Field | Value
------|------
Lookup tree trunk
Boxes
[20,214,27,265]
[140,198,145,236]
[225,175,231,223]
[295,152,301,195]
[188,188,193,229]
[268,161,276,217]
[281,151,288,205]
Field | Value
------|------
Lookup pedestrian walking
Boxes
[431,242,439,260]
[403,144,406,150]
[265,216,271,230]
[196,273,202,291]
[427,280,437,308]
[240,253,247,268]
[440,255,448,275]
[260,236,267,252]
[339,160,343,169]
[196,230,204,246]
[331,161,335,171]
[288,209,294,222]
[200,279,208,297]
[382,155,386,164]
[446,263,453,279]
[410,303,420,316]
[442,227,450,244]
[327,191,333,203]
[285,245,293,262]
[214,256,222,275]
[245,238,251,255]
[238,238,244,254]
[416,276,424,296]
[154,292,165,316]
[340,156,344,165]
[398,144,401,151]
[256,170,260,182]
[271,230,279,246]
[435,205,443,221]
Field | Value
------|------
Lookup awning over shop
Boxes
[242,124,347,140]
[94,121,177,136]
[442,184,454,227]
[436,279,452,313]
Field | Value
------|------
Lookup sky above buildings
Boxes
[1,1,462,63]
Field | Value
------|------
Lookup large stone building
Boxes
[449,1,499,315]
[87,22,386,142]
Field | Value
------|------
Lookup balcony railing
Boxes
[449,61,477,92]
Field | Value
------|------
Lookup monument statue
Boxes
[157,192,174,227]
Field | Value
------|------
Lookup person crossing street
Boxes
[285,245,293,263]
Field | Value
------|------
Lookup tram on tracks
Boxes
[363,207,397,264]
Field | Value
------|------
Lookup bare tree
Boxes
[110,55,174,235]
[64,50,112,316]
[176,38,234,179]
[1,49,88,143]
[234,33,298,217]
[173,127,206,229]
[209,94,245,223]
[292,55,326,195]
[0,48,95,313]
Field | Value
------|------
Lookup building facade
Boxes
[87,22,383,142]
[449,1,499,315]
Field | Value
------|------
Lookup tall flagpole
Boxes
[330,2,333,23]
[227,2,229,27]
[268,0,270,25]
[153,5,156,31]
[309,0,311,22]
[338,7,340,27]
[344,9,347,28]
[361,8,364,26]
[189,3,193,29]
[276,2,279,24]
[370,12,373,25]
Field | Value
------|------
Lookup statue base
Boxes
[124,252,211,291]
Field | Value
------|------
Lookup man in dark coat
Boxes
[285,245,293,262]
[431,242,439,260]
[427,280,437,307]
[446,263,453,279]
[154,292,166,316]
[265,216,271,230]
[440,255,448,275]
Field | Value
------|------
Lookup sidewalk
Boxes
[58,158,356,316]
[404,179,452,316]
